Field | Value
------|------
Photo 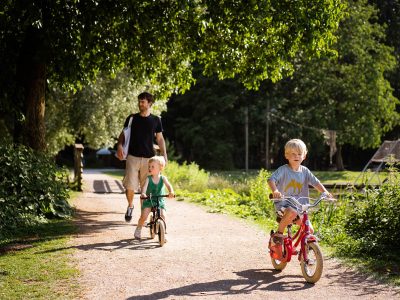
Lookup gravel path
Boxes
[69,170,400,299]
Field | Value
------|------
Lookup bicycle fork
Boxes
[300,213,317,263]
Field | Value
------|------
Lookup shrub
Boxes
[179,169,274,221]
[248,169,274,218]
[163,161,209,192]
[313,166,400,260]
[344,181,400,256]
[0,143,72,233]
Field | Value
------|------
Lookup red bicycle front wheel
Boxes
[300,242,323,283]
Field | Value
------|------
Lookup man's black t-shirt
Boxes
[123,113,163,158]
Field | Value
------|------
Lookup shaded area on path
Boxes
[82,168,125,193]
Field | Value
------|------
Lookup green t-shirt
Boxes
[142,175,167,210]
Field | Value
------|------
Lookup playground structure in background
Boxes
[354,140,400,187]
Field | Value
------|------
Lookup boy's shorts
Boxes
[122,155,149,192]
[274,200,299,218]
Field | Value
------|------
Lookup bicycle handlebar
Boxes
[140,194,175,199]
[269,193,335,212]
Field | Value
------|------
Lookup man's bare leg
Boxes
[126,189,134,207]
[124,188,135,222]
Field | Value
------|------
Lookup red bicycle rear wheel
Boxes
[270,244,287,271]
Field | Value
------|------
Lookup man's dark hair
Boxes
[138,92,154,103]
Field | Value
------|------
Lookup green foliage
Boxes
[0,143,72,233]
[163,75,241,169]
[180,169,274,220]
[208,170,258,194]
[313,166,400,262]
[248,169,274,217]
[344,183,400,256]
[0,0,345,150]
[163,161,209,192]
[287,0,399,149]
[45,72,172,154]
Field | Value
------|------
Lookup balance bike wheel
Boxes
[149,216,155,239]
[157,220,166,247]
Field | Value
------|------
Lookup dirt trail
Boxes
[70,170,400,299]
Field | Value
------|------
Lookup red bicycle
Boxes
[268,193,331,283]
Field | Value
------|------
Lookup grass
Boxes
[313,170,388,185]
[0,192,80,300]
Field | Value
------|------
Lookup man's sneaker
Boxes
[134,227,142,240]
[125,206,134,222]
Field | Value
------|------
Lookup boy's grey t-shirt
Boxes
[269,164,320,204]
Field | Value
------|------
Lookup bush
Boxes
[248,169,274,218]
[344,181,400,256]
[0,143,72,233]
[313,166,400,260]
[179,169,274,220]
[163,161,209,192]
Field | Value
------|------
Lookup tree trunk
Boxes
[17,27,47,151]
[335,144,345,171]
[24,63,46,151]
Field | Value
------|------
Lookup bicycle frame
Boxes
[269,193,333,283]
[271,195,325,263]
[145,193,167,232]
[283,210,317,263]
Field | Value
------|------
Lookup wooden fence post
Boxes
[74,144,84,191]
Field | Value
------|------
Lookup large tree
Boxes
[284,0,399,170]
[0,0,345,151]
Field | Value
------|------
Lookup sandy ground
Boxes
[69,170,400,300]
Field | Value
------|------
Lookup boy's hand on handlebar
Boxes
[321,191,335,201]
[272,190,283,199]
[140,193,147,199]
[168,192,175,198]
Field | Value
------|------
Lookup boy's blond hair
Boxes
[284,139,308,156]
[148,156,166,170]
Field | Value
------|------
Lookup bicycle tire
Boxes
[157,220,166,247]
[300,242,323,283]
[149,216,155,239]
[271,250,288,271]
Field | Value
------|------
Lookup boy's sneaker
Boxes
[272,233,283,245]
[269,232,284,260]
[125,206,134,222]
[134,227,142,240]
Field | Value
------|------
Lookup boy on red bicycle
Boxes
[267,139,332,257]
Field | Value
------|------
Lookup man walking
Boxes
[116,92,168,222]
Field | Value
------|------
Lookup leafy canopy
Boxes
[0,0,345,97]
[282,0,399,149]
